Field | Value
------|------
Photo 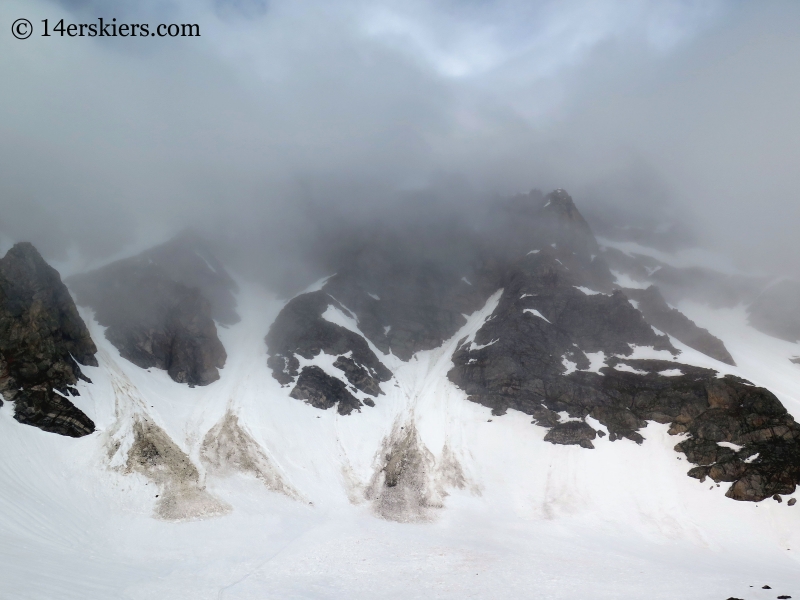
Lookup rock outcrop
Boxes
[69,235,230,386]
[289,365,365,415]
[321,243,487,361]
[447,204,800,503]
[0,243,97,437]
[133,231,240,326]
[449,250,676,434]
[266,291,392,413]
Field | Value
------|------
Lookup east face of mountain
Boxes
[0,243,97,437]
[266,189,800,503]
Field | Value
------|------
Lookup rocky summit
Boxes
[0,243,97,437]
[69,234,231,387]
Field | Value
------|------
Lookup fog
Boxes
[1,0,799,290]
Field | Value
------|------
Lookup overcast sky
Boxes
[1,0,799,282]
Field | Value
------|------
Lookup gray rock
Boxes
[544,421,598,449]
[447,194,800,503]
[0,243,96,437]
[289,365,363,415]
[266,290,392,399]
[134,231,239,325]
[322,244,486,361]
[69,235,228,386]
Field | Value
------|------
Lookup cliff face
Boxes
[69,235,230,387]
[448,252,800,502]
[0,243,97,437]
[266,290,393,414]
[263,189,800,503]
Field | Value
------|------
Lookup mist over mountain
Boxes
[2,0,800,285]
[2,2,800,599]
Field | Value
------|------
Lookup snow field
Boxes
[1,280,799,598]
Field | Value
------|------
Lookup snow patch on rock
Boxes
[523,308,551,323]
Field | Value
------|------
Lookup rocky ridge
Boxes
[598,229,800,347]
[600,246,766,309]
[266,189,800,503]
[623,285,735,365]
[0,243,97,437]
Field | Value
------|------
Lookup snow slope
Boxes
[1,281,800,599]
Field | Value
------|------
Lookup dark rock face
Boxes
[289,365,363,415]
[449,252,677,420]
[266,187,800,503]
[134,232,240,326]
[0,243,97,437]
[333,356,384,397]
[748,280,800,342]
[322,247,486,361]
[444,191,800,503]
[623,285,735,365]
[450,251,674,439]
[266,290,392,412]
[544,421,598,449]
[69,235,229,386]
[494,189,615,293]
[448,253,800,501]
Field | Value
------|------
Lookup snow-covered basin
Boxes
[0,282,798,599]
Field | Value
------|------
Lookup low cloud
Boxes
[1,0,799,286]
